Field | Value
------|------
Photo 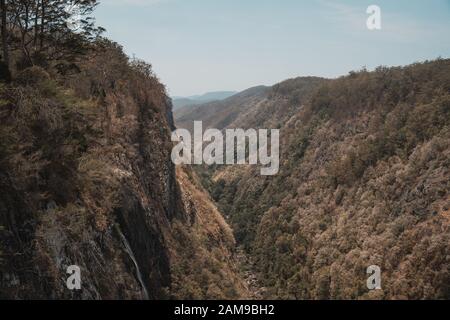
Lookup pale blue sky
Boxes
[96,0,450,96]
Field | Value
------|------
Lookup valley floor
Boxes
[236,247,266,300]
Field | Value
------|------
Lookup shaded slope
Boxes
[0,41,247,299]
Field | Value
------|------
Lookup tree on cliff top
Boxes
[0,0,104,76]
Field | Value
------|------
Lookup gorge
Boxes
[0,1,449,300]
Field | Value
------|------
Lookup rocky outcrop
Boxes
[0,42,246,299]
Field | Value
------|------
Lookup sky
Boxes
[95,0,450,97]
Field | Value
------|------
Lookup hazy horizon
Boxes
[96,0,450,96]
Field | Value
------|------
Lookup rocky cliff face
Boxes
[0,41,247,299]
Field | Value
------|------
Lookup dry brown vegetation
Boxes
[176,59,450,299]
[169,166,249,299]
[0,38,246,299]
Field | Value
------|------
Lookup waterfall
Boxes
[115,225,150,300]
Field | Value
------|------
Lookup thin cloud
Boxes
[316,0,448,44]
[102,0,168,7]
[317,0,366,30]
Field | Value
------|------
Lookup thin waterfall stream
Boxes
[115,224,150,300]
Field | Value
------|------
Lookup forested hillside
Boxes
[176,78,326,132]
[0,1,247,299]
[175,60,450,299]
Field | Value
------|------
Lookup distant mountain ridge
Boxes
[174,79,323,131]
[172,91,237,110]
